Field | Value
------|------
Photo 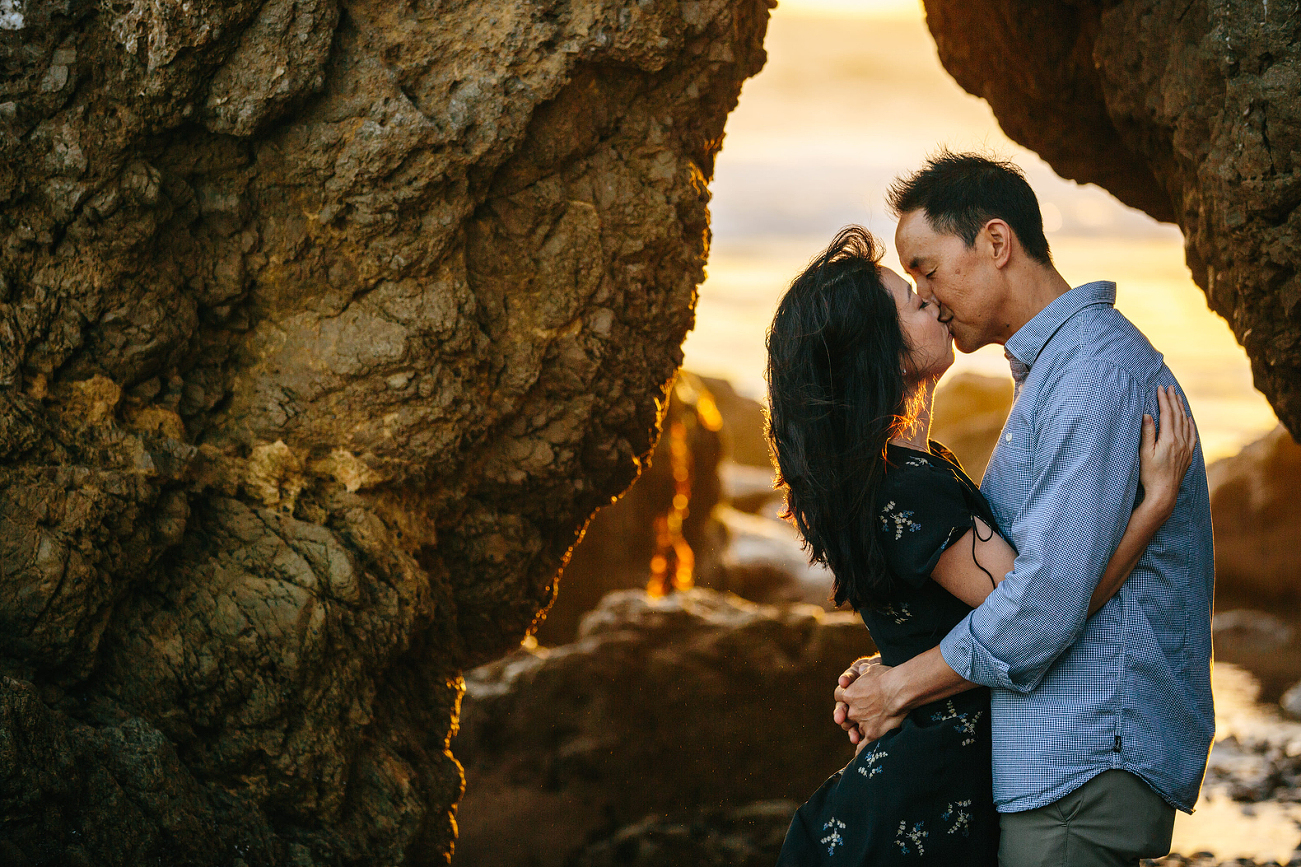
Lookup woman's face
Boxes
[882,266,954,380]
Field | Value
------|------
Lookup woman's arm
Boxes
[1084,385,1196,613]
[837,387,1198,745]
[930,385,1197,612]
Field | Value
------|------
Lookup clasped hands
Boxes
[833,655,904,753]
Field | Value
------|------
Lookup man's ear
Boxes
[983,219,1013,269]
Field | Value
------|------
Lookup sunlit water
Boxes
[683,2,1279,462]
[1172,663,1301,862]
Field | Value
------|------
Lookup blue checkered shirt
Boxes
[938,281,1214,813]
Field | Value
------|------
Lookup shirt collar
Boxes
[1004,281,1116,372]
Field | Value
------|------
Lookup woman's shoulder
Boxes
[883,442,959,484]
[880,442,983,511]
[927,440,965,471]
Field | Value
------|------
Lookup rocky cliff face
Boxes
[922,0,1301,439]
[0,1,770,863]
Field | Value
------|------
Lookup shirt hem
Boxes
[994,764,1196,815]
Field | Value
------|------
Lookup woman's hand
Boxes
[834,656,881,746]
[1138,385,1198,515]
[1086,385,1199,615]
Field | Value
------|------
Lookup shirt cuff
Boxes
[940,613,1015,691]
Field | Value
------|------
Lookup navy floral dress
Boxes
[778,442,1003,866]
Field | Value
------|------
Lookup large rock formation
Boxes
[921,0,1301,440]
[0,1,770,863]
[930,372,1012,484]
[1207,426,1301,604]
[454,589,873,867]
[532,372,728,646]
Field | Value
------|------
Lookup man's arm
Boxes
[834,647,969,743]
[939,362,1146,691]
[839,363,1149,738]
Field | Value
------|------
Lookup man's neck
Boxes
[996,264,1073,346]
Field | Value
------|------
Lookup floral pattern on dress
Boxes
[894,820,928,856]
[856,744,889,779]
[904,457,930,468]
[822,817,847,856]
[879,500,922,540]
[942,800,972,837]
[880,602,912,624]
[931,700,983,747]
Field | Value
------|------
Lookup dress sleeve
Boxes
[876,463,977,588]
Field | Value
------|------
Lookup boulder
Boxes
[698,374,773,469]
[1212,610,1294,655]
[0,1,771,861]
[1282,682,1301,722]
[1208,426,1301,603]
[571,801,795,867]
[454,589,875,867]
[720,460,783,516]
[715,505,836,608]
[920,0,1301,439]
[931,372,1014,484]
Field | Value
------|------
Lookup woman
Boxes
[766,226,1196,865]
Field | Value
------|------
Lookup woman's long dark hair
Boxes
[765,226,911,610]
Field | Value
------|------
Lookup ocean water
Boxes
[682,3,1279,462]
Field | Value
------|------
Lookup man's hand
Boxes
[833,647,973,746]
[832,655,906,745]
[832,656,878,744]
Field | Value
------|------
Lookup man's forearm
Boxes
[881,646,975,716]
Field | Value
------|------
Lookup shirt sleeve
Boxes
[939,361,1144,693]
[877,463,977,589]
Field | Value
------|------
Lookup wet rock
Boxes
[0,0,771,861]
[920,0,1301,439]
[1208,426,1301,603]
[454,589,874,867]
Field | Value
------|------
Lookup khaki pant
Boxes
[999,770,1176,867]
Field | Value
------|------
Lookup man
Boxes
[835,151,1214,867]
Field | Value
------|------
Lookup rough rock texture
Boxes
[533,372,727,646]
[1207,426,1301,603]
[922,0,1301,439]
[0,1,771,863]
[454,589,874,867]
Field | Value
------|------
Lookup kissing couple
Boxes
[768,151,1213,867]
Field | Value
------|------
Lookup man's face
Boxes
[894,209,1001,353]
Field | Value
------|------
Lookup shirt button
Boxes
[1004,433,1012,443]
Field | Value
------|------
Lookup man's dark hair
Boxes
[886,149,1053,266]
